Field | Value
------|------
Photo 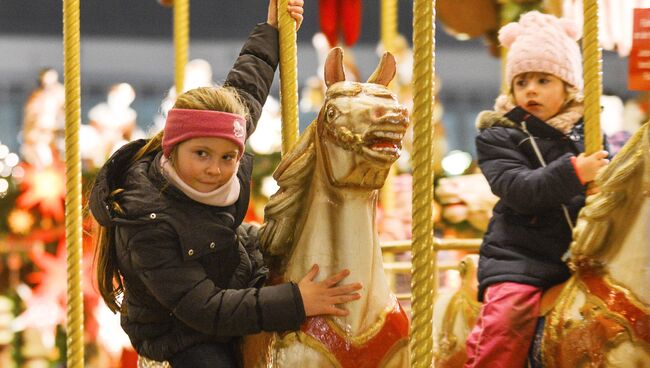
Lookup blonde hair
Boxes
[134,86,250,164]
[174,86,249,118]
[94,86,249,312]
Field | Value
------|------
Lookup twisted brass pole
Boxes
[409,0,436,366]
[582,0,603,155]
[174,0,189,95]
[278,0,300,155]
[63,0,84,366]
[381,0,398,51]
[380,0,399,214]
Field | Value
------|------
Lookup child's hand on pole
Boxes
[575,150,609,183]
[267,0,304,30]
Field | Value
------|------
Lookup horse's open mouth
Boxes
[362,129,405,162]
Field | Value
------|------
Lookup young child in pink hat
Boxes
[466,11,609,367]
[88,1,363,367]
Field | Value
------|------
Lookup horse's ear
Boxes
[366,52,396,86]
[324,47,346,88]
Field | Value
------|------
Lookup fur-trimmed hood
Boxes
[475,110,520,131]
[476,94,584,134]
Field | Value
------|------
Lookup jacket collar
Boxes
[478,93,584,134]
[89,138,254,230]
[476,107,584,139]
[505,106,566,138]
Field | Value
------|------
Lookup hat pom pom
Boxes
[559,18,581,40]
[498,23,522,48]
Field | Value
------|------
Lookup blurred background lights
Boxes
[5,153,19,168]
[12,166,25,181]
[261,176,280,199]
[25,168,65,204]
[441,150,473,176]
[248,96,282,155]
[1,163,12,178]
[0,141,19,197]
[0,178,8,197]
[0,145,8,159]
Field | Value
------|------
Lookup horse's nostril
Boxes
[373,106,386,119]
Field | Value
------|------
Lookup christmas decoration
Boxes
[15,162,66,222]
[319,0,362,47]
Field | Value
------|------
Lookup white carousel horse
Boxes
[536,122,650,367]
[432,123,650,368]
[241,47,411,368]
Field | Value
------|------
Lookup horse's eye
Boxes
[326,107,338,121]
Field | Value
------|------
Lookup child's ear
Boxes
[169,148,179,168]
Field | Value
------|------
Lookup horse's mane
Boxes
[570,122,649,260]
[258,122,317,267]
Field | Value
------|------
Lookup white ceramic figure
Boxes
[20,68,65,168]
[242,48,411,368]
[85,83,139,167]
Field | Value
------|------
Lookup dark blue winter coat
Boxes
[475,107,590,301]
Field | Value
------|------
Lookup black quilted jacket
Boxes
[89,23,305,361]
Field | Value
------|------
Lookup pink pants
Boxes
[465,282,542,368]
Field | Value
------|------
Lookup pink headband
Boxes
[162,108,247,158]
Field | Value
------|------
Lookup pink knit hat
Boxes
[162,108,247,158]
[499,11,583,91]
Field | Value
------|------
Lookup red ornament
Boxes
[157,0,174,7]
[319,0,362,47]
[15,162,66,222]
[14,237,97,348]
[27,238,96,301]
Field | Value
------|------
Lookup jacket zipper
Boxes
[520,121,575,232]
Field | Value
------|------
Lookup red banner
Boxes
[628,8,650,90]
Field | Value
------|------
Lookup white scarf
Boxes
[160,155,240,207]
[494,94,584,134]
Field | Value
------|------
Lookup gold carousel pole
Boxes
[63,0,84,366]
[498,1,512,93]
[409,0,436,366]
[174,0,189,95]
[381,0,398,52]
[582,0,603,155]
[380,0,399,291]
[380,0,399,214]
[278,0,300,155]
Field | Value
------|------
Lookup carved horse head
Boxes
[316,47,409,189]
[260,47,409,264]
